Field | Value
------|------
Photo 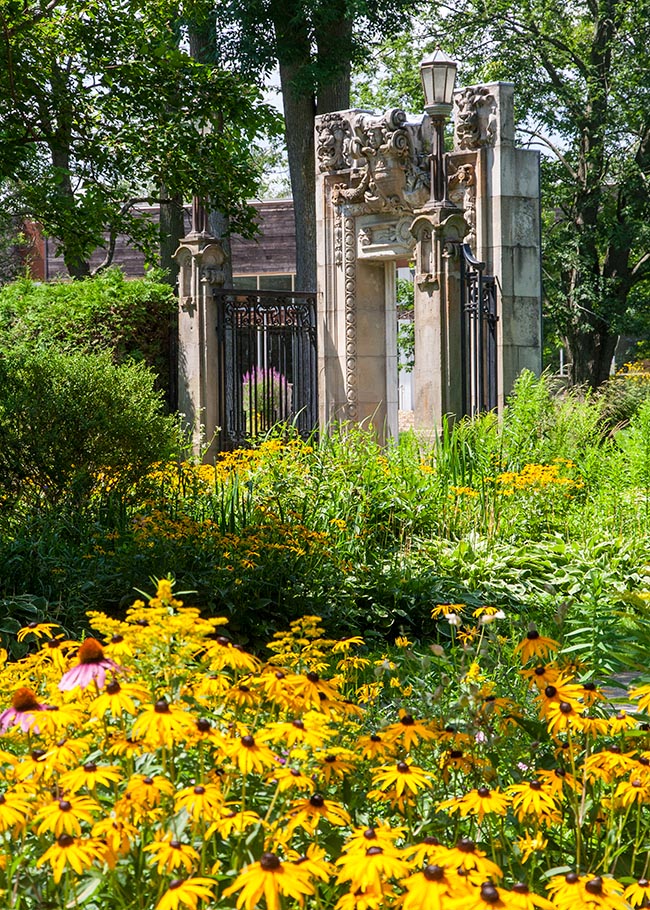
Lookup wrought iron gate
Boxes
[459,243,498,416]
[213,288,318,451]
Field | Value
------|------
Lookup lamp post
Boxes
[420,49,457,206]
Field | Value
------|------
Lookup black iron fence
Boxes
[213,288,318,450]
[459,243,498,416]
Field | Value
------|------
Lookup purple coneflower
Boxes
[0,687,49,733]
[59,638,120,691]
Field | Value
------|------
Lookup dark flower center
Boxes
[565,872,580,884]
[324,755,336,764]
[58,834,74,847]
[111,634,124,644]
[241,735,255,748]
[400,714,415,726]
[559,702,573,715]
[366,846,383,856]
[292,720,305,730]
[143,777,154,785]
[396,761,409,773]
[169,879,183,890]
[585,877,603,895]
[513,883,529,894]
[477,787,490,797]
[638,879,650,888]
[480,883,500,903]
[216,636,230,646]
[78,638,105,664]
[545,686,557,698]
[306,672,319,683]
[529,780,542,791]
[11,688,41,712]
[309,794,325,808]
[31,750,46,761]
[363,828,376,840]
[370,734,381,742]
[527,630,540,640]
[196,718,211,733]
[424,865,444,882]
[154,699,170,714]
[58,800,72,812]
[450,750,463,759]
[534,666,546,676]
[290,769,300,777]
[170,840,181,849]
[260,852,281,871]
[423,836,440,845]
[106,681,121,695]
[83,763,97,773]
[193,786,206,795]
[457,839,475,853]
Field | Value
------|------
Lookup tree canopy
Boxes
[0,0,278,277]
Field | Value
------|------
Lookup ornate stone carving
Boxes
[343,215,358,420]
[448,160,477,246]
[357,216,415,260]
[454,87,497,150]
[316,108,431,214]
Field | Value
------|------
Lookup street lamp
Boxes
[420,48,457,205]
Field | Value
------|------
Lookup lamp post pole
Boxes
[419,49,458,208]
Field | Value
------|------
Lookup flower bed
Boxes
[1,581,650,909]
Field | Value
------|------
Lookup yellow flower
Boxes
[174,782,223,822]
[17,622,60,642]
[383,712,437,750]
[156,877,216,910]
[145,837,201,874]
[438,786,510,822]
[36,833,103,883]
[285,793,350,834]
[514,629,559,663]
[59,761,122,793]
[515,834,548,865]
[371,760,431,798]
[442,840,503,879]
[0,789,32,833]
[336,845,410,891]
[223,852,315,910]
[34,794,98,837]
[225,734,277,775]
[623,878,650,908]
[132,698,194,747]
[507,780,561,824]
[401,863,469,910]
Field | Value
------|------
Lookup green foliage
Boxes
[0,269,175,387]
[0,0,277,276]
[0,348,182,508]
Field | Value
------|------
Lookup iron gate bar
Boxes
[212,287,318,451]
[459,243,499,417]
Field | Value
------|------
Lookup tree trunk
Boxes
[159,184,185,411]
[278,61,317,291]
[565,324,618,388]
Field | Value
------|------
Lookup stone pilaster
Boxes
[174,230,225,459]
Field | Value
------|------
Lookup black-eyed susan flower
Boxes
[356,732,395,760]
[0,789,32,833]
[0,687,50,733]
[90,680,148,718]
[285,792,351,834]
[126,773,176,808]
[58,638,121,691]
[223,851,314,910]
[315,749,356,782]
[156,877,216,910]
[547,873,628,910]
[345,823,406,854]
[258,713,332,749]
[383,711,437,750]
[438,786,510,822]
[205,636,261,673]
[335,881,392,910]
[36,833,103,883]
[205,807,261,839]
[17,621,60,642]
[132,698,194,747]
[449,881,515,909]
[144,837,200,874]
[515,834,548,865]
[613,773,650,807]
[443,840,503,880]
[545,700,586,736]
[507,780,561,825]
[336,845,410,891]
[522,664,560,690]
[629,683,650,713]
[174,781,223,822]
[267,765,315,793]
[584,748,637,783]
[91,814,138,857]
[514,629,559,663]
[608,710,638,734]
[401,863,469,910]
[60,761,122,793]
[225,734,277,775]
[15,748,52,782]
[623,878,650,908]
[371,760,431,799]
[43,737,91,772]
[286,671,340,711]
[34,793,98,836]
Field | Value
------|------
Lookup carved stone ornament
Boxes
[316,108,432,214]
[357,216,415,260]
[453,87,497,150]
[343,215,358,420]
[448,160,477,246]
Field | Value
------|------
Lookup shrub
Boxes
[0,268,176,392]
[0,348,182,508]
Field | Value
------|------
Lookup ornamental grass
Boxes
[2,581,650,909]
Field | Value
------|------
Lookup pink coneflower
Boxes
[59,638,121,691]
[0,687,49,733]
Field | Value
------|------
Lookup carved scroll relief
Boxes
[453,86,497,150]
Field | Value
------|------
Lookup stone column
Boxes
[411,203,468,428]
[315,108,431,442]
[174,217,225,460]
[450,82,542,406]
